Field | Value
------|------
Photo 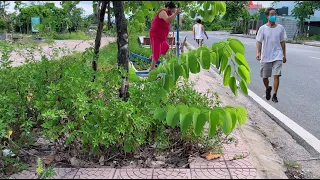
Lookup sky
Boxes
[6,1,273,16]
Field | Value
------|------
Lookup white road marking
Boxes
[309,56,320,60]
[186,41,320,154]
[248,89,320,154]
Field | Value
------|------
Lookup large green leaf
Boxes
[210,52,217,65]
[204,1,211,10]
[151,1,158,7]
[226,108,237,130]
[148,69,160,81]
[182,64,189,79]
[144,2,153,9]
[220,52,229,73]
[166,106,177,127]
[229,76,238,96]
[237,106,247,126]
[216,51,220,69]
[222,110,233,135]
[212,42,223,52]
[153,108,166,121]
[238,65,250,83]
[200,49,211,70]
[163,74,174,91]
[239,80,248,95]
[188,54,200,74]
[209,110,220,137]
[173,65,183,83]
[194,113,207,136]
[128,67,140,82]
[229,39,245,55]
[180,113,193,133]
[235,53,250,72]
[223,65,231,86]
[171,113,180,128]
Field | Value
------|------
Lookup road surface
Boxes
[180,31,320,140]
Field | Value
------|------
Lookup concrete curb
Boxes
[185,40,320,156]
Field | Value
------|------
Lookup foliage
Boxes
[0,1,251,169]
[223,1,249,23]
[13,1,92,35]
[292,1,316,35]
[53,30,92,40]
[124,1,250,152]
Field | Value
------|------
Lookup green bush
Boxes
[0,34,218,158]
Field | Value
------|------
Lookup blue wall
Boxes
[275,1,320,17]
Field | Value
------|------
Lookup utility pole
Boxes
[307,15,310,37]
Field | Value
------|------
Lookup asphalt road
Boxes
[180,31,320,140]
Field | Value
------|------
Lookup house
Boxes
[247,1,262,15]
[274,1,320,17]
[274,1,320,38]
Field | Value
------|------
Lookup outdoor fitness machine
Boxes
[130,3,181,77]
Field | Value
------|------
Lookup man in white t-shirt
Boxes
[256,7,287,103]
[193,18,208,47]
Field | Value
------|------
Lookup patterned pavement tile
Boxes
[189,157,227,169]
[190,169,231,179]
[152,169,191,179]
[73,168,116,179]
[113,168,153,179]
[223,152,255,169]
[51,168,78,179]
[229,169,258,179]
[9,170,37,179]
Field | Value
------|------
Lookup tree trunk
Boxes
[107,1,111,30]
[92,1,108,81]
[113,1,129,101]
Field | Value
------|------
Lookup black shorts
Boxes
[196,39,204,44]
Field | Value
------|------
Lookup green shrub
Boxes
[0,34,218,158]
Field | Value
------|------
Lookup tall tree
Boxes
[291,1,314,35]
[92,1,107,79]
[113,1,129,101]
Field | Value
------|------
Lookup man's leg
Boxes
[273,75,280,94]
[261,62,272,100]
[199,39,203,47]
[272,60,283,103]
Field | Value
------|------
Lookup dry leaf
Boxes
[42,155,55,165]
[201,152,221,161]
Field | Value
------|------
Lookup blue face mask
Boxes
[269,15,277,22]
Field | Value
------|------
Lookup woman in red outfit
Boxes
[149,2,182,70]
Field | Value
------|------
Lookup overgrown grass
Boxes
[53,30,93,40]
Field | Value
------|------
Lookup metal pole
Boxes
[176,3,180,56]
[307,15,310,37]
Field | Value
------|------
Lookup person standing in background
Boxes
[193,18,208,47]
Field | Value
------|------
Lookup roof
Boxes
[278,15,320,22]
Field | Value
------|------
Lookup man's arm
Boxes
[256,41,262,56]
[159,8,181,23]
[281,41,286,57]
[256,27,263,60]
[280,28,287,63]
[202,25,208,39]
[193,25,195,39]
